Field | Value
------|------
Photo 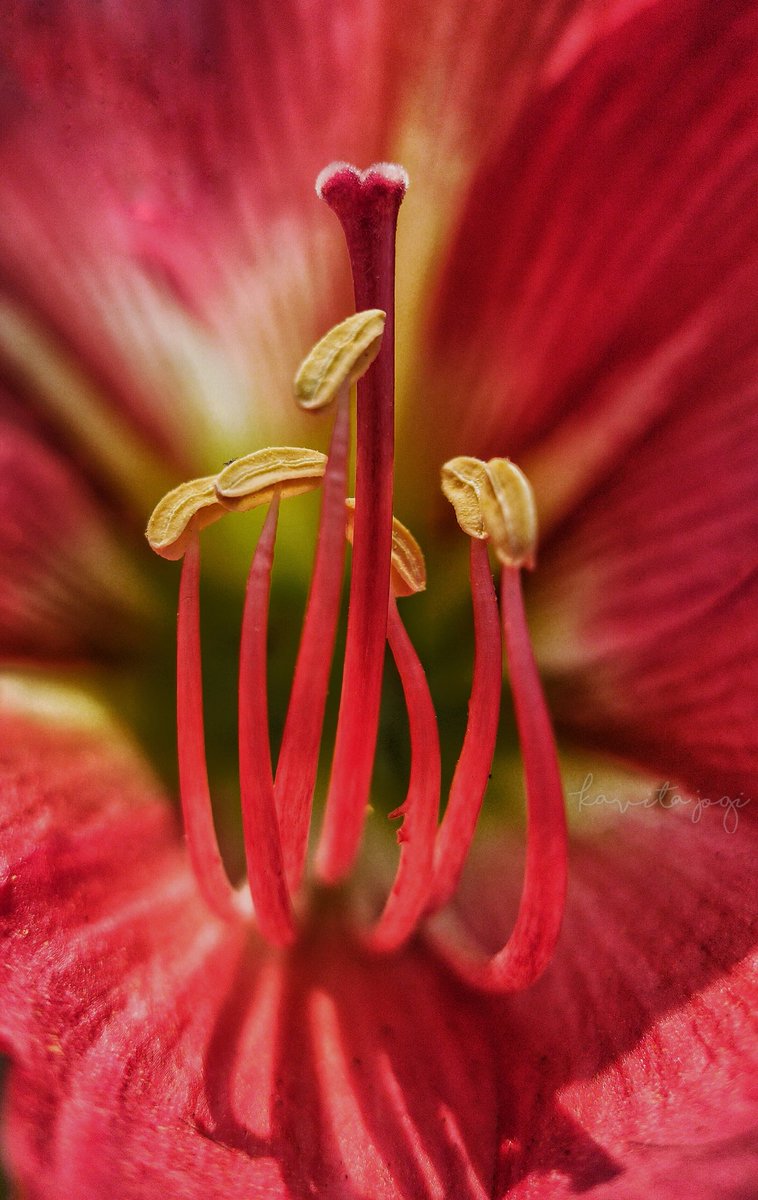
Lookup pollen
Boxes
[294,309,386,410]
[215,446,327,511]
[345,498,426,596]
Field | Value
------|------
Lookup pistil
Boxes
[314,162,408,884]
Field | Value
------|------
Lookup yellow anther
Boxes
[441,455,538,568]
[215,447,327,512]
[480,459,538,568]
[146,476,226,560]
[345,499,426,597]
[294,309,386,411]
[440,456,491,539]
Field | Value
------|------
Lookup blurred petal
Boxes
[409,0,758,796]
[0,411,154,662]
[414,0,757,508]
[0,0,391,480]
[531,349,758,797]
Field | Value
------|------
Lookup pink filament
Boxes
[428,537,502,913]
[238,495,295,946]
[364,596,441,952]
[454,564,568,991]
[316,166,405,884]
[176,536,242,923]
[275,392,350,892]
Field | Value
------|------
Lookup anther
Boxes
[481,458,538,569]
[215,446,327,511]
[344,499,426,597]
[294,310,386,411]
[442,455,538,567]
[146,476,226,560]
[440,456,491,540]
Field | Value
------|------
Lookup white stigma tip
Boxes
[366,162,410,190]
[315,162,359,197]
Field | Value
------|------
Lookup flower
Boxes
[1,2,757,1199]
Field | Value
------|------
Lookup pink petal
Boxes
[2,706,755,1197]
[0,1,390,476]
[417,0,757,797]
[418,0,757,495]
[0,704,502,1198]
[445,778,758,1197]
[0,412,153,662]
[1,0,676,490]
[532,355,758,798]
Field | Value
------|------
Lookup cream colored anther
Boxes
[441,455,538,568]
[481,458,537,568]
[440,456,491,539]
[345,499,426,597]
[294,310,386,411]
[215,447,327,512]
[146,476,226,560]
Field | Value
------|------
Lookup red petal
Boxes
[0,703,502,1198]
[0,0,394,474]
[418,0,757,798]
[445,775,758,1197]
[418,0,757,489]
[0,413,153,663]
[2,708,755,1197]
[532,358,758,798]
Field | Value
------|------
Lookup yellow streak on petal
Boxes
[215,446,327,512]
[294,310,386,411]
[0,300,172,508]
[146,476,225,560]
[345,498,426,597]
[0,670,121,733]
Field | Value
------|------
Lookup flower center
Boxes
[145,163,568,992]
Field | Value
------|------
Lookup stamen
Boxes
[176,535,247,923]
[428,537,501,912]
[481,562,567,988]
[365,594,440,952]
[345,502,435,947]
[315,163,408,884]
[275,391,351,891]
[294,310,387,411]
[430,457,567,990]
[237,494,295,947]
[147,475,226,560]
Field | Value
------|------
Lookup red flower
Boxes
[0,2,756,1198]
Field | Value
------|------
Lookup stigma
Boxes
[145,162,567,992]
